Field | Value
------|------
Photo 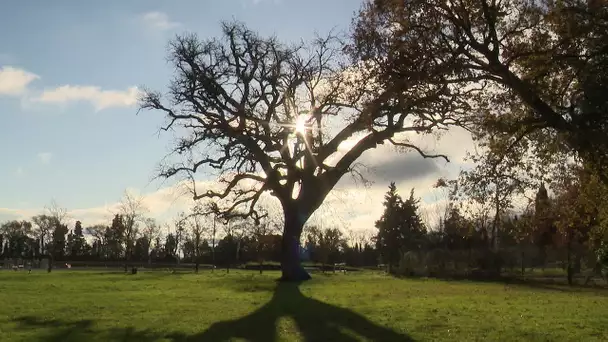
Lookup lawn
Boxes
[0,270,606,341]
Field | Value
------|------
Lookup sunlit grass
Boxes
[0,270,606,341]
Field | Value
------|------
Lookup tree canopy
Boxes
[352,0,608,182]
[140,21,465,280]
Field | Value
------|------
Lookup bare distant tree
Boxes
[32,215,54,260]
[86,224,108,259]
[219,215,249,274]
[249,212,281,274]
[32,200,69,272]
[46,199,68,225]
[171,216,186,264]
[180,204,211,273]
[141,217,161,265]
[116,191,148,271]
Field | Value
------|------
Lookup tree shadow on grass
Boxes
[403,272,608,295]
[169,281,413,342]
[10,316,163,342]
[10,282,412,342]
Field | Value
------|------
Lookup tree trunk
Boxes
[147,242,152,266]
[492,185,500,253]
[257,240,263,275]
[280,210,311,282]
[521,250,525,276]
[211,216,216,272]
[47,254,52,273]
[124,247,130,273]
[567,237,574,286]
[236,239,240,266]
[195,236,200,274]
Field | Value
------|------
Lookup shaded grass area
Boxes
[0,270,606,341]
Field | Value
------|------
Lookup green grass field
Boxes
[0,270,606,341]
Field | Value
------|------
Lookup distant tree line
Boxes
[374,167,608,285]
[0,214,378,271]
[0,195,381,272]
[2,168,607,285]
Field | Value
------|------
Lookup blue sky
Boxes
[0,0,365,211]
[0,0,476,231]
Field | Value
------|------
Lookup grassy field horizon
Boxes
[0,270,606,341]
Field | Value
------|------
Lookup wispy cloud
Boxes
[35,85,140,111]
[0,207,38,221]
[0,125,477,233]
[0,66,39,96]
[241,0,282,8]
[140,11,181,32]
[15,166,24,176]
[250,0,282,5]
[37,152,53,164]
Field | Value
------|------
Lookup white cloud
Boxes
[35,85,140,111]
[15,166,24,176]
[140,11,181,31]
[0,66,39,96]
[0,65,138,111]
[0,207,38,221]
[241,0,282,8]
[0,176,442,237]
[250,0,282,4]
[0,126,476,237]
[37,152,53,164]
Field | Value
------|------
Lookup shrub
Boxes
[596,242,608,278]
[396,251,419,276]
[423,249,451,277]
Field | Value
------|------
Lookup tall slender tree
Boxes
[375,183,404,273]
[179,205,210,273]
[116,191,147,271]
[376,183,426,273]
[141,217,161,265]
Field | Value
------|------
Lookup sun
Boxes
[294,115,307,135]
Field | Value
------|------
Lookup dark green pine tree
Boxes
[106,214,126,260]
[375,182,404,273]
[400,189,427,251]
[50,221,69,261]
[67,221,88,259]
[376,184,427,273]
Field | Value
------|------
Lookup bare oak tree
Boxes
[140,22,463,280]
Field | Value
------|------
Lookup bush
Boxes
[423,249,451,277]
[396,251,419,276]
[596,242,608,278]
[475,250,503,276]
